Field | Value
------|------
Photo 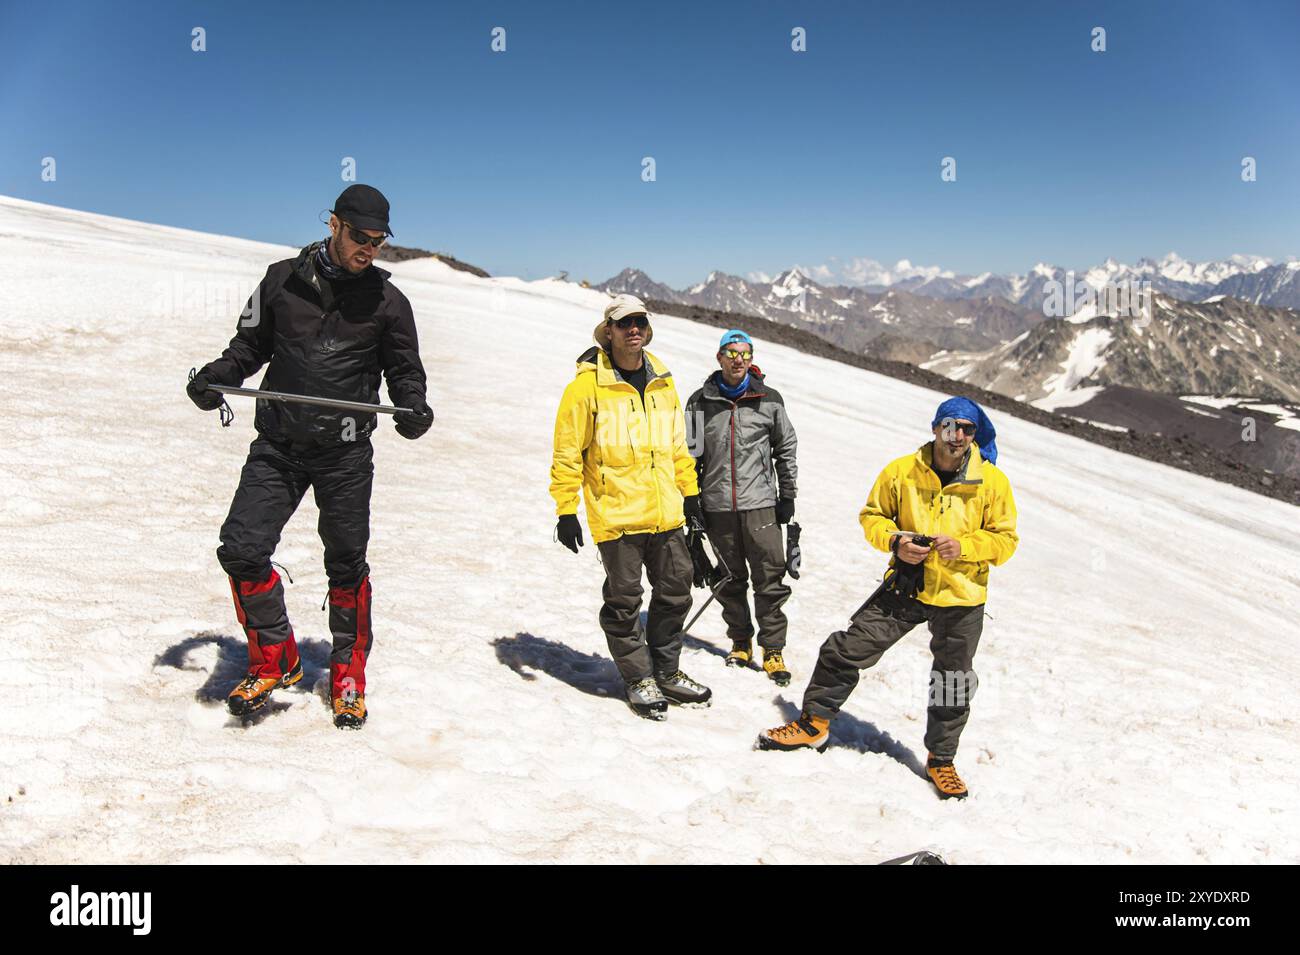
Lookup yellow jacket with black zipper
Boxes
[860,442,1018,607]
[550,346,699,543]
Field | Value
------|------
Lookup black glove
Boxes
[776,497,795,524]
[394,400,433,440]
[186,370,225,411]
[556,514,583,553]
[886,559,926,600]
[784,521,802,580]
[683,494,704,528]
[686,524,719,589]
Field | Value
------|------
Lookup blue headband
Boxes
[932,396,999,465]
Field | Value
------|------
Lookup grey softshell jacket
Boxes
[685,367,798,512]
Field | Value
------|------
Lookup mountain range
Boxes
[597,256,1300,476]
[763,252,1300,309]
[597,255,1300,402]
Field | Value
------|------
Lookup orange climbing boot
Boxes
[226,656,302,716]
[926,753,969,800]
[757,712,830,752]
[333,692,367,730]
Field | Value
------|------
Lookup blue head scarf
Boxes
[931,396,998,465]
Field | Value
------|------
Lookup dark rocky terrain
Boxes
[377,243,490,278]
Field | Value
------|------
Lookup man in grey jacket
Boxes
[685,330,799,685]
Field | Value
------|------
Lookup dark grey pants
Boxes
[596,529,694,683]
[802,596,985,759]
[703,507,791,650]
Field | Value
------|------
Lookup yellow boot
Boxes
[725,640,752,668]
[762,649,791,687]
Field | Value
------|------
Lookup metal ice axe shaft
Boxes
[680,544,734,636]
[209,384,419,416]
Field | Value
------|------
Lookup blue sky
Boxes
[2,0,1297,286]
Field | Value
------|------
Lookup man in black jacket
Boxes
[187,185,431,729]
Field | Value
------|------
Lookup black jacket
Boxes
[200,243,427,447]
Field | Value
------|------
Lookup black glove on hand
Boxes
[683,494,704,530]
[776,497,795,524]
[186,370,225,411]
[394,400,433,440]
[556,514,584,553]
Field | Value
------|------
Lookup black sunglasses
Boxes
[613,315,649,330]
[342,222,387,248]
[941,420,978,437]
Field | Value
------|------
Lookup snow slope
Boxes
[1,195,1297,864]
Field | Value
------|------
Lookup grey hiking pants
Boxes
[802,595,985,759]
[596,529,693,683]
[703,506,791,650]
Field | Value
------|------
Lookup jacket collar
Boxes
[293,242,389,301]
[700,365,767,402]
[917,440,985,486]
[574,346,672,387]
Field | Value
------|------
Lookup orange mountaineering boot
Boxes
[757,711,830,752]
[926,753,969,800]
[332,692,367,730]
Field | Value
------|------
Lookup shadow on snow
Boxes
[771,696,926,777]
[492,632,625,701]
[493,632,925,777]
[153,630,332,725]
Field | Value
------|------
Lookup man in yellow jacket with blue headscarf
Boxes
[759,397,1018,799]
[551,294,712,720]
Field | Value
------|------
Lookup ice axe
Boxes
[680,524,735,637]
[210,384,421,416]
[190,369,431,429]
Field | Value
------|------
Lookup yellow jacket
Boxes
[860,442,1018,607]
[550,347,699,543]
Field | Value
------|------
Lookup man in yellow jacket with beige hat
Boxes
[758,396,1018,799]
[550,294,712,720]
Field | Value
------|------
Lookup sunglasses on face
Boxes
[342,222,387,248]
[722,349,752,361]
[613,315,649,330]
[941,420,978,437]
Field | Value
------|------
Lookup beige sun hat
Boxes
[593,293,653,347]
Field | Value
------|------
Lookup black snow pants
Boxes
[217,435,375,696]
